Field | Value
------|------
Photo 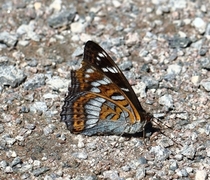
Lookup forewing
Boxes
[84,41,146,118]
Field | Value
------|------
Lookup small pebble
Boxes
[72,152,88,159]
[159,94,174,108]
[195,169,208,180]
[103,170,120,180]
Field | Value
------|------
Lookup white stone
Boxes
[195,170,207,180]
[167,64,182,75]
[192,17,207,34]
[159,94,173,108]
[112,0,121,8]
[71,22,85,33]
[191,76,200,86]
[49,0,62,12]
[46,76,69,91]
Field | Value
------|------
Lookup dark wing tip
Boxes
[85,40,96,46]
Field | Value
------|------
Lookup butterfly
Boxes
[60,41,152,135]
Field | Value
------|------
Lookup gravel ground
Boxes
[0,0,210,179]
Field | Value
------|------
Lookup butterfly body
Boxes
[60,41,152,135]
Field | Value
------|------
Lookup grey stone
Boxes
[199,57,210,70]
[150,146,171,161]
[0,160,8,169]
[20,173,30,179]
[11,157,22,167]
[19,106,30,113]
[119,60,133,71]
[205,124,210,135]
[1,1,13,10]
[137,157,147,164]
[25,123,36,130]
[72,46,83,57]
[133,82,147,97]
[5,137,16,145]
[43,124,55,136]
[19,164,32,172]
[59,133,66,141]
[18,40,30,47]
[103,170,120,180]
[186,167,193,174]
[159,94,173,108]
[167,64,182,75]
[121,165,131,172]
[125,32,139,46]
[169,50,178,61]
[135,167,145,179]
[0,44,7,49]
[200,78,210,91]
[0,124,5,134]
[141,76,159,89]
[30,101,48,113]
[86,142,97,150]
[17,24,28,36]
[169,0,187,9]
[180,168,188,177]
[17,21,40,41]
[153,113,165,118]
[164,73,176,81]
[169,160,178,171]
[181,145,195,159]
[72,152,88,159]
[32,167,50,177]
[176,112,189,120]
[23,74,46,90]
[205,23,210,36]
[0,139,7,150]
[26,58,38,67]
[0,31,18,47]
[0,65,26,88]
[199,46,208,56]
[4,166,13,173]
[111,37,124,46]
[48,9,76,28]
[157,137,174,148]
[46,76,69,91]
[168,36,192,48]
[0,56,15,66]
[139,49,149,57]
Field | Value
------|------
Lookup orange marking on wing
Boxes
[112,107,123,120]
[73,120,85,132]
[100,104,121,121]
[98,84,137,123]
[75,62,104,91]
[75,65,138,125]
[72,94,98,132]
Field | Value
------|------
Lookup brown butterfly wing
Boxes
[60,41,152,135]
[83,41,150,120]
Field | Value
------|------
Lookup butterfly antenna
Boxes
[151,117,183,147]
